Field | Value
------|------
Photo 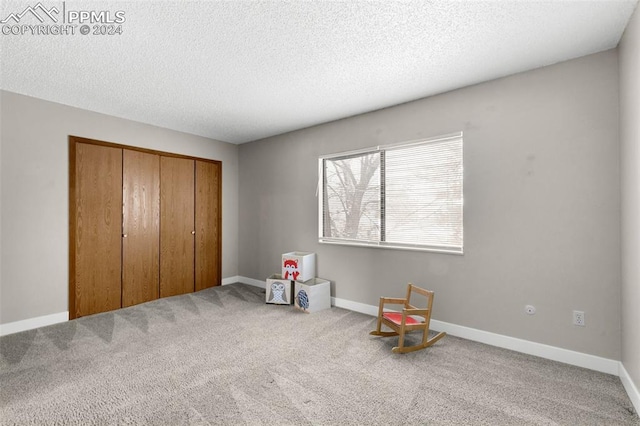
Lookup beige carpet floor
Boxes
[1,283,638,425]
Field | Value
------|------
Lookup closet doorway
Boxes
[69,136,222,319]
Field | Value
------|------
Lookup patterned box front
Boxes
[282,252,316,282]
[294,278,331,313]
[265,274,292,305]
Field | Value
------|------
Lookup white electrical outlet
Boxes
[573,310,585,326]
[525,305,536,315]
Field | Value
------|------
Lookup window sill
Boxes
[318,239,464,255]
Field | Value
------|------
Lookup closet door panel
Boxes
[73,143,122,317]
[160,157,195,297]
[195,161,222,291]
[122,150,160,307]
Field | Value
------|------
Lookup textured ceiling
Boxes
[1,0,638,144]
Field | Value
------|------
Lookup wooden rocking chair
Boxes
[370,283,446,354]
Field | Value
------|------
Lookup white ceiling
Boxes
[1,1,637,144]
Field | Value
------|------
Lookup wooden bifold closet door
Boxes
[122,150,160,307]
[160,156,195,298]
[195,160,221,291]
[71,143,123,318]
[70,137,222,319]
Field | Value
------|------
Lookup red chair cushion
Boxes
[383,312,423,325]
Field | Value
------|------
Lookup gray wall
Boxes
[620,5,640,394]
[0,91,239,324]
[239,50,621,360]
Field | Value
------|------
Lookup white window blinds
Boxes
[319,133,463,253]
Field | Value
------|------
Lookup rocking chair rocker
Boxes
[370,283,446,354]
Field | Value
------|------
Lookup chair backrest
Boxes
[371,282,445,353]
[405,283,435,322]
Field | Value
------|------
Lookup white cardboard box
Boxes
[294,278,331,313]
[282,252,316,282]
[265,274,292,305]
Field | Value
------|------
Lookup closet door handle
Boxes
[122,234,128,238]
[191,231,196,235]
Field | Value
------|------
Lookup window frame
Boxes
[318,132,464,255]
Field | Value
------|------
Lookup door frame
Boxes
[69,135,222,319]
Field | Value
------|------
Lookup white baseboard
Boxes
[238,276,266,289]
[332,296,619,376]
[429,319,619,375]
[332,296,378,316]
[0,311,69,336]
[222,276,241,285]
[620,363,640,415]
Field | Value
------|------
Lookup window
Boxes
[319,132,463,254]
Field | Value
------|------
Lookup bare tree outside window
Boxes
[320,134,463,253]
[323,153,380,240]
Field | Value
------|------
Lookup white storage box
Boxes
[294,278,331,313]
[282,252,316,282]
[265,274,292,305]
